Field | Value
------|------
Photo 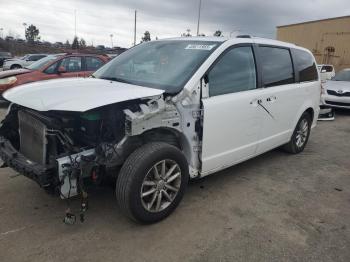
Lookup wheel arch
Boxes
[139,127,191,156]
[292,102,316,133]
[10,64,22,69]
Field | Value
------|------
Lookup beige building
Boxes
[276,15,350,71]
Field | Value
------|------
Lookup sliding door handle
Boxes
[266,96,277,102]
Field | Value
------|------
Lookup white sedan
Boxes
[322,68,350,109]
[3,54,47,70]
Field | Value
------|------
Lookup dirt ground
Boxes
[0,107,349,262]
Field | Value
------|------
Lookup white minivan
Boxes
[0,36,320,223]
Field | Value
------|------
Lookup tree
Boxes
[79,38,86,48]
[25,24,40,42]
[65,40,70,48]
[72,36,79,49]
[213,30,223,37]
[141,31,151,42]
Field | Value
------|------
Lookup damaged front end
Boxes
[0,101,135,197]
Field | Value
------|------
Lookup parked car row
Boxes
[0,53,109,95]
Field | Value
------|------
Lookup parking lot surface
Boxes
[0,107,349,262]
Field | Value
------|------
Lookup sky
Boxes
[0,0,349,48]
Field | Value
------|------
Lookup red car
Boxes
[0,53,109,94]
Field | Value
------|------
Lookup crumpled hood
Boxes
[324,80,350,92]
[3,78,164,112]
[0,68,32,78]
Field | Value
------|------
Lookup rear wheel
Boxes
[116,142,189,223]
[283,112,312,154]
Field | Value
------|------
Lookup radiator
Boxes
[18,110,47,165]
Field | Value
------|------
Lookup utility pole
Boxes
[196,0,202,36]
[74,9,77,37]
[134,10,137,46]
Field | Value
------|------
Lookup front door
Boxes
[201,45,262,175]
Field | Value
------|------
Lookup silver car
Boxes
[322,69,350,109]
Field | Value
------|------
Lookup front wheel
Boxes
[283,112,312,154]
[10,64,22,69]
[116,142,189,223]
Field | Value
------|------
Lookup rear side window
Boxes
[86,57,104,71]
[60,57,82,72]
[259,47,294,87]
[293,49,318,82]
[322,65,333,72]
[28,55,46,61]
[208,46,257,97]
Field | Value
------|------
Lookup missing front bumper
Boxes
[0,136,56,187]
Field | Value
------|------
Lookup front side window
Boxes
[208,46,257,97]
[293,49,318,82]
[259,47,294,87]
[60,57,82,72]
[86,57,104,71]
[44,61,59,74]
[93,40,221,94]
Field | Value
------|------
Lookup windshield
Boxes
[21,55,29,60]
[26,55,59,70]
[332,70,350,82]
[93,40,221,93]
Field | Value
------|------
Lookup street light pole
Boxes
[110,34,114,48]
[134,10,137,46]
[196,0,202,36]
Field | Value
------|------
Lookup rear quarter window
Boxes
[292,49,318,82]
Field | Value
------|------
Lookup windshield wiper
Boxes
[100,77,132,84]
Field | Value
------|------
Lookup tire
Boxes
[283,112,312,154]
[116,142,189,224]
[10,64,22,69]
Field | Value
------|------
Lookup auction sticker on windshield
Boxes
[185,44,216,50]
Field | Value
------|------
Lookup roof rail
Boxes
[236,35,252,38]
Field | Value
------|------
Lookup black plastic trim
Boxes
[0,136,56,187]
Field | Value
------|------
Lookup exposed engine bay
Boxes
[0,76,203,223]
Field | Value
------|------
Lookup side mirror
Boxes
[58,66,66,74]
[201,75,209,99]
